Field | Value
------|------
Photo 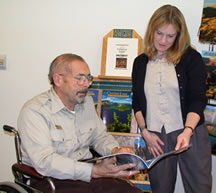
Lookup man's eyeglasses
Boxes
[59,74,93,86]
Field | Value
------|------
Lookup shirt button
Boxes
[177,74,180,77]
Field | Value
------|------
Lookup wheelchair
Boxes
[1,125,56,193]
[0,181,28,193]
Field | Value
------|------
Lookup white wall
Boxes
[0,0,215,192]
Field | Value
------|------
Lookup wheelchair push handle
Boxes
[3,125,18,135]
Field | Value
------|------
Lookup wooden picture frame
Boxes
[99,29,143,80]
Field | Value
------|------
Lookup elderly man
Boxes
[17,53,142,193]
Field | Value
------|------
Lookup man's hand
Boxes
[91,156,140,178]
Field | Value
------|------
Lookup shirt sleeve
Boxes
[86,97,120,155]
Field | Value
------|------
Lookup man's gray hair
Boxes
[48,53,85,86]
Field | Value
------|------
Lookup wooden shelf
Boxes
[109,132,140,137]
[98,75,131,81]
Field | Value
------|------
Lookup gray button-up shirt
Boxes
[17,88,119,182]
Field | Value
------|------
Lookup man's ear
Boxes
[53,73,62,87]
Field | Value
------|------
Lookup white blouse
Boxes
[144,58,184,134]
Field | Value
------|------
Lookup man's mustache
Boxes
[77,89,88,94]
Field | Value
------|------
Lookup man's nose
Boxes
[83,79,91,87]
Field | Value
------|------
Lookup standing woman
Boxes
[132,4,212,193]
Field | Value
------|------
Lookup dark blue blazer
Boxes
[132,47,207,126]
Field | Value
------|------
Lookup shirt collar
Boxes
[49,87,66,114]
[49,87,84,114]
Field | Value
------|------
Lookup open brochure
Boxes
[86,144,192,170]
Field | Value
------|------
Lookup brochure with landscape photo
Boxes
[202,51,216,100]
[88,89,99,112]
[100,90,134,133]
[202,51,216,154]
[199,1,216,43]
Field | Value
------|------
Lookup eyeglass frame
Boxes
[58,73,94,85]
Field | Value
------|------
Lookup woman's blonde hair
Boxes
[143,4,191,64]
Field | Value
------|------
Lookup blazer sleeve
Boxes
[132,54,147,116]
[185,50,207,118]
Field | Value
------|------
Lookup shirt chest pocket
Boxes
[78,127,94,146]
[50,128,77,154]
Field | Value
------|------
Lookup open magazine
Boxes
[86,144,192,170]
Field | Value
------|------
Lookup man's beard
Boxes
[76,95,86,104]
[76,89,88,104]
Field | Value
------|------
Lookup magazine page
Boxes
[145,144,192,169]
[86,153,147,170]
[86,144,191,170]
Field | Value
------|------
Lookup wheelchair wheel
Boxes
[0,181,28,193]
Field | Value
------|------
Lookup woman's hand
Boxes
[175,127,192,152]
[141,129,164,157]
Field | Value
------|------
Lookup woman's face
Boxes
[153,24,178,55]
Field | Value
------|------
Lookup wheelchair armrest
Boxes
[12,163,56,193]
[12,163,44,180]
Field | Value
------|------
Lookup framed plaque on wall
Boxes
[99,29,143,80]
